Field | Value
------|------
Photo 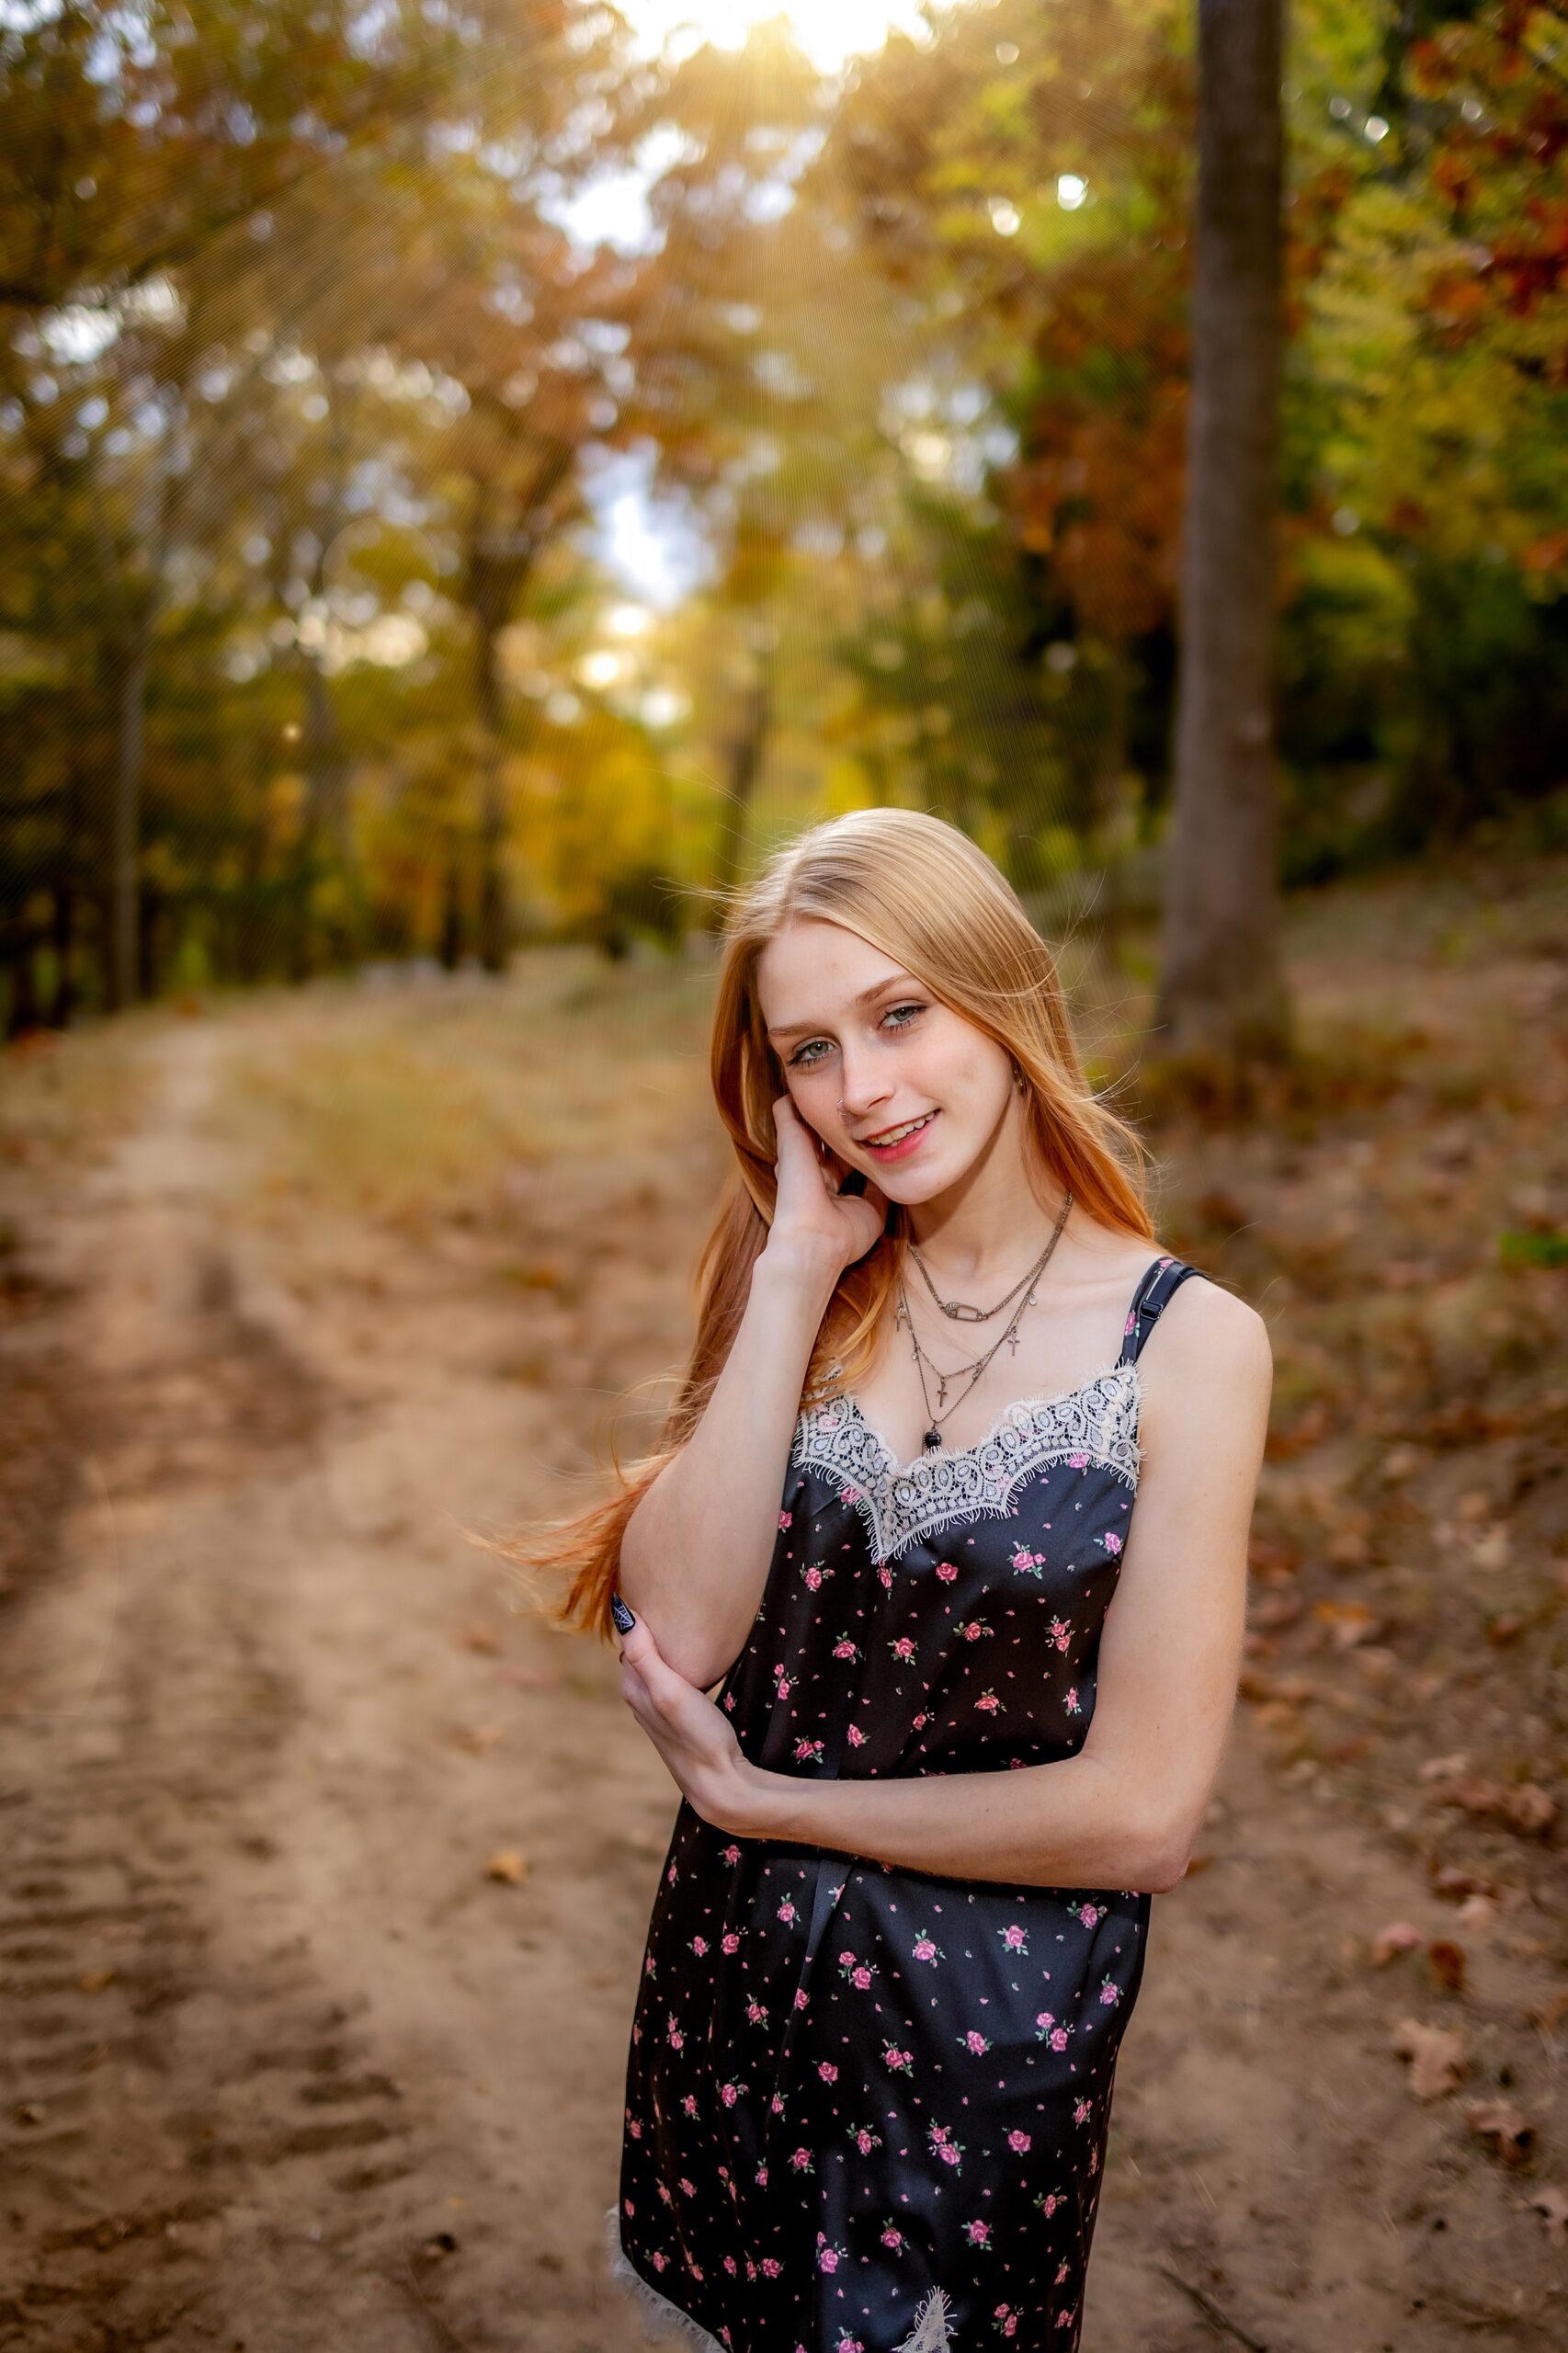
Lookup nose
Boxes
[838,1048,894,1129]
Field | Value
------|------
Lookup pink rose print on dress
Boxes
[1099,1973,1122,2006]
[690,1935,708,1957]
[1063,1687,1082,1714]
[722,1930,741,1954]
[882,2043,914,2075]
[720,1844,741,1866]
[1049,1616,1072,1652]
[1008,2129,1032,2154]
[975,1688,1005,1713]
[665,2013,684,2050]
[994,2305,1019,2338]
[835,2336,865,2353]
[960,2028,992,2055]
[999,1922,1029,1955]
[1056,2308,1078,2330]
[910,1927,946,1966]
[847,2120,883,2155]
[1102,1529,1122,1554]
[833,1638,861,1660]
[880,2222,905,2251]
[936,1561,959,1582]
[818,2061,838,2083]
[816,2233,848,2273]
[789,2146,814,2173]
[1035,2010,1074,2050]
[1068,1900,1102,1928]
[760,2257,781,2279]
[802,1565,823,1590]
[846,1722,869,1746]
[927,2120,964,2171]
[960,1619,993,1642]
[1036,2188,1065,2219]
[1074,2097,1093,2125]
[794,1737,824,1765]
[1067,1452,1089,1471]
[839,1484,862,1506]
[778,1509,792,1529]
[837,1949,879,1991]
[777,1900,798,1926]
[1054,2258,1070,2286]
[746,1997,769,2025]
[888,1634,917,1663]
[964,2218,993,2248]
[682,2094,698,2117]
[720,2081,744,2107]
[1009,1544,1047,1577]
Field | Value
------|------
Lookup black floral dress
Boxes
[605,1254,1205,2353]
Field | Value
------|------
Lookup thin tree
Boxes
[1154,0,1291,1066]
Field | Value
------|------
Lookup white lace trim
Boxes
[603,2204,725,2350]
[603,2203,954,2350]
[791,1362,1142,1563]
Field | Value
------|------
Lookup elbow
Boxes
[1140,1815,1196,1894]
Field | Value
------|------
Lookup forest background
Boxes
[3,0,1565,1021]
[1,6,1566,2352]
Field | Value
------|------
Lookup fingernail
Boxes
[610,1594,636,1635]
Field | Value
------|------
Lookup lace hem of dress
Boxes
[603,2204,726,2351]
[791,1365,1142,1563]
[602,2205,955,2352]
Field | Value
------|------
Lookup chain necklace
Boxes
[896,1195,1074,1454]
[906,1189,1074,1324]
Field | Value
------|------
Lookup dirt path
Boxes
[2,965,1562,2352]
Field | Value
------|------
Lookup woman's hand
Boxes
[767,1093,889,1279]
[617,1608,778,1838]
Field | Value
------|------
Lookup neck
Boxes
[903,1099,1070,1287]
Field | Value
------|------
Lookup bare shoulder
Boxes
[1141,1268,1274,1436]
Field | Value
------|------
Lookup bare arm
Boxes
[617,1098,888,1690]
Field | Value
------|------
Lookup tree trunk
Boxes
[1154,0,1290,1063]
[108,615,153,1012]
[711,665,771,903]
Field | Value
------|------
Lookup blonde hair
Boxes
[490,807,1155,1643]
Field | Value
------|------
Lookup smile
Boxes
[859,1110,938,1158]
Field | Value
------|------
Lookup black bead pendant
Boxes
[923,1427,943,1454]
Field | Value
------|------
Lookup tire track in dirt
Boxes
[0,1025,446,2352]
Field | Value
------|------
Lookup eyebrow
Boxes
[765,974,916,1042]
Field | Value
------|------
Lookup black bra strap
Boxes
[1117,1255,1204,1366]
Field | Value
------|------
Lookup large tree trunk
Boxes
[1154,0,1290,1063]
[710,661,772,903]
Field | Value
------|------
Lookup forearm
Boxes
[619,1246,836,1688]
[745,1750,1183,1895]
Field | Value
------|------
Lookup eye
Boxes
[788,1037,831,1069]
[881,1002,926,1032]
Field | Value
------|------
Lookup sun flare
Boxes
[618,0,943,75]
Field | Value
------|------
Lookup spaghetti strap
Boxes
[1117,1252,1206,1367]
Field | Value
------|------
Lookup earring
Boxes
[1012,1062,1027,1091]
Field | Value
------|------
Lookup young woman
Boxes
[522,807,1271,2353]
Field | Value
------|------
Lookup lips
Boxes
[858,1109,939,1160]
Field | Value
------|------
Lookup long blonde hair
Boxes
[491,807,1156,1643]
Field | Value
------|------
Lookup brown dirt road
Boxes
[2,929,1563,2352]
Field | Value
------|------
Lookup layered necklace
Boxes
[895,1190,1074,1455]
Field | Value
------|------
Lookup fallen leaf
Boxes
[1464,2097,1535,2165]
[1524,2186,1568,2246]
[1426,1938,1467,1992]
[77,1969,116,1993]
[1418,1752,1470,1784]
[1369,1922,1422,1966]
[1312,1599,1381,1649]
[483,1848,529,1885]
[1391,2018,1469,2099]
[1431,1778,1556,1837]
[454,1723,506,1754]
[1455,1893,1497,1931]
[1431,1861,1501,1902]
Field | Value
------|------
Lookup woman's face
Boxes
[756,917,1017,1202]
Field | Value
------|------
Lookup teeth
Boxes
[869,1113,934,1146]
